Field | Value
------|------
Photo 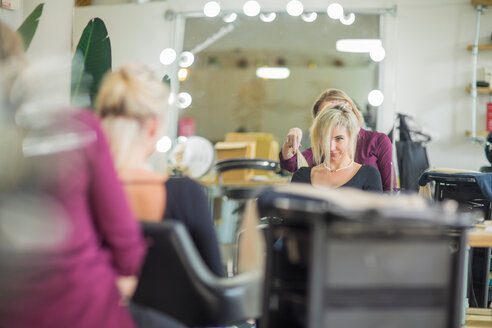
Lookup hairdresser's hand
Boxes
[281,128,302,160]
[117,275,138,305]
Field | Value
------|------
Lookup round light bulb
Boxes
[156,136,172,153]
[223,13,237,23]
[259,12,276,23]
[301,12,317,22]
[286,0,304,17]
[177,92,192,109]
[203,1,221,17]
[179,51,195,68]
[370,47,386,62]
[243,0,261,17]
[368,90,384,107]
[178,68,189,82]
[340,12,355,25]
[159,48,176,65]
[327,3,344,20]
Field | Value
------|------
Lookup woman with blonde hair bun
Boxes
[96,64,223,277]
[280,88,394,191]
[291,102,382,191]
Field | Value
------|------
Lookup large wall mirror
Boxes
[179,11,382,145]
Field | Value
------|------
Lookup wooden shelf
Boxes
[465,86,492,94]
[467,44,492,51]
[471,0,492,6]
[465,130,489,137]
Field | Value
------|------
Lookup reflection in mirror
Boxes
[179,12,381,148]
[168,136,215,178]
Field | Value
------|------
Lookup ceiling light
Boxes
[256,67,290,79]
[368,90,384,106]
[156,136,172,153]
[179,51,195,68]
[243,0,261,17]
[286,0,303,17]
[340,12,355,25]
[370,47,386,62]
[159,48,176,65]
[177,92,192,109]
[301,12,317,22]
[223,13,237,23]
[203,1,221,17]
[336,39,382,53]
[327,3,344,20]
[259,12,276,22]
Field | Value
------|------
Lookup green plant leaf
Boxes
[17,3,44,51]
[163,74,171,87]
[71,17,112,107]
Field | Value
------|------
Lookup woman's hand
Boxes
[281,128,302,160]
[116,275,138,305]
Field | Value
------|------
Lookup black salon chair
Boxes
[257,185,471,328]
[215,158,280,199]
[132,221,262,327]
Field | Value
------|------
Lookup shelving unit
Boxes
[467,0,492,141]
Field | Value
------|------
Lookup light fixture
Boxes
[301,12,317,22]
[178,68,189,82]
[286,0,303,17]
[203,1,221,17]
[156,136,172,153]
[177,92,192,109]
[223,13,237,23]
[259,12,276,22]
[256,67,290,79]
[327,3,343,20]
[370,47,386,62]
[243,0,261,17]
[179,51,195,68]
[159,48,176,65]
[340,12,355,25]
[368,90,384,106]
[336,39,382,53]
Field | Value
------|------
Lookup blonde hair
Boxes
[95,64,169,169]
[312,88,364,127]
[310,102,359,166]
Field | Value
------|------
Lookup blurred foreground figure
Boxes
[0,21,154,328]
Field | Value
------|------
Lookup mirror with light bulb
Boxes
[74,1,387,151]
[177,9,383,146]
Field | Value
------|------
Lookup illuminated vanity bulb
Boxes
[286,0,303,17]
[178,68,189,81]
[340,12,355,25]
[223,13,237,23]
[203,1,221,17]
[243,0,261,17]
[156,136,172,153]
[259,12,276,23]
[159,48,176,65]
[370,47,386,62]
[327,3,343,20]
[179,51,195,68]
[301,12,317,22]
[256,67,290,79]
[177,92,192,109]
[368,90,384,107]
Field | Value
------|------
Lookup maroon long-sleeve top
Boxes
[0,110,146,328]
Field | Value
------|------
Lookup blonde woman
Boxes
[291,103,382,191]
[281,88,394,191]
[95,64,223,277]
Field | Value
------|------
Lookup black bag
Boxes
[391,114,430,192]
